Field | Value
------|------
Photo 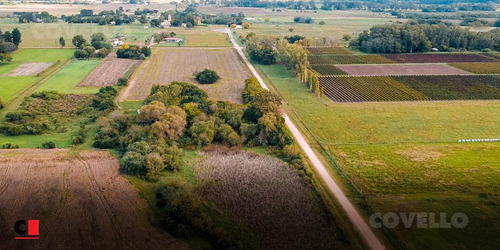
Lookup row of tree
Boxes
[247,34,321,96]
[64,9,135,25]
[349,22,500,53]
[15,11,57,23]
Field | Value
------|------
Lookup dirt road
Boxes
[225,28,386,250]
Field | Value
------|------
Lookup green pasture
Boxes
[36,59,101,94]
[255,62,500,249]
[0,19,153,47]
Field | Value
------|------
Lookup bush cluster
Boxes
[195,69,219,84]
[116,45,151,60]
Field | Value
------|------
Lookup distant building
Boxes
[244,17,255,21]
[163,37,183,43]
[112,39,124,46]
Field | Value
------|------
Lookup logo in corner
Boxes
[14,219,39,240]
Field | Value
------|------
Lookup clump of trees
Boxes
[349,22,500,53]
[94,79,294,178]
[247,36,277,65]
[116,44,151,60]
[0,28,21,61]
[16,11,57,23]
[195,69,219,84]
[0,88,116,136]
[294,17,314,24]
[64,8,135,25]
[72,33,112,59]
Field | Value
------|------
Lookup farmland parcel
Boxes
[254,63,500,249]
[120,48,251,103]
[0,149,186,249]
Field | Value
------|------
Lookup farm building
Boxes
[163,37,183,43]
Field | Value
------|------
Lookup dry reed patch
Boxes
[194,151,349,250]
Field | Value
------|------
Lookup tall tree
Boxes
[59,37,66,48]
[12,28,21,46]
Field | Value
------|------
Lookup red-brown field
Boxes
[5,62,52,76]
[336,63,471,76]
[0,149,186,250]
[383,53,497,63]
[79,53,141,87]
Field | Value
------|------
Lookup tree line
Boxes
[349,21,500,53]
[246,34,322,96]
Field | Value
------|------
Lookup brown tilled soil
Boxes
[6,63,52,76]
[336,63,472,76]
[0,149,186,250]
[79,53,141,87]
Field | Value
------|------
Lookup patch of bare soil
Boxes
[6,62,52,76]
[0,149,186,250]
[79,53,141,87]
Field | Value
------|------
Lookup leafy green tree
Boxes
[3,31,12,43]
[91,32,112,50]
[71,35,86,49]
[59,37,66,47]
[12,28,21,46]
[139,101,167,124]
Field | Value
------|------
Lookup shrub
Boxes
[117,77,128,86]
[2,143,19,149]
[31,90,62,100]
[42,141,56,149]
[74,49,90,59]
[195,69,220,84]
[0,97,5,110]
[0,42,17,53]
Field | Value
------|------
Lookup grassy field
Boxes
[154,26,232,47]
[36,59,102,94]
[0,19,153,47]
[235,15,393,42]
[0,76,38,102]
[0,49,74,102]
[254,62,500,249]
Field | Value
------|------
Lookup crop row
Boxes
[311,65,347,75]
[307,47,353,55]
[450,62,500,74]
[319,75,500,102]
[319,76,428,102]
[394,75,500,100]
[309,55,395,64]
[383,53,497,63]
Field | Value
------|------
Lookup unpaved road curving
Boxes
[225,28,386,250]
